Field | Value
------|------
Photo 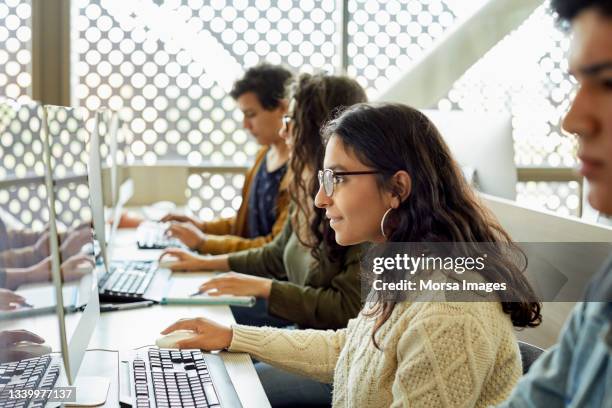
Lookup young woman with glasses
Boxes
[161,103,541,407]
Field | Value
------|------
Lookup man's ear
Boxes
[391,170,411,207]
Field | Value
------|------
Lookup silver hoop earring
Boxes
[380,208,393,238]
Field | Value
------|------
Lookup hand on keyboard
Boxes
[166,222,206,251]
[158,249,212,272]
[197,272,273,299]
[160,213,204,231]
[137,223,186,250]
[0,330,45,363]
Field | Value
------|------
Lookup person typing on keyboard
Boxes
[157,64,294,255]
[159,74,368,333]
[162,104,542,407]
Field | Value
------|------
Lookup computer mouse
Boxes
[7,342,52,357]
[156,330,197,349]
[158,259,178,269]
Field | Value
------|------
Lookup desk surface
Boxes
[2,228,270,408]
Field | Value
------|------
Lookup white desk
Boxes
[2,228,270,408]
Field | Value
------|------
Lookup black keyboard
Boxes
[0,355,61,408]
[98,260,157,300]
[128,348,241,408]
[137,225,185,250]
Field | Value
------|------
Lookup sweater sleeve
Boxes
[390,312,500,407]
[226,218,292,279]
[267,245,363,329]
[228,324,346,384]
[200,217,236,237]
[197,197,290,255]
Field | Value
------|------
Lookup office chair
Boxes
[518,341,545,374]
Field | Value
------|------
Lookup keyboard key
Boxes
[203,383,219,406]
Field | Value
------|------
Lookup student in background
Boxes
[162,64,293,254]
[497,1,612,406]
[161,104,541,407]
[161,74,368,331]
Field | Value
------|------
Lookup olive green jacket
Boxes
[228,217,364,329]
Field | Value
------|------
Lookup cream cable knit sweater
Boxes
[229,301,522,407]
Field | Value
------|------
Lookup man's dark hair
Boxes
[229,64,293,110]
[551,0,612,23]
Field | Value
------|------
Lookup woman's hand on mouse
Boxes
[161,317,233,351]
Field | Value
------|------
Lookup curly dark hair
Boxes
[551,0,612,23]
[229,64,293,110]
[287,74,367,262]
[322,103,542,349]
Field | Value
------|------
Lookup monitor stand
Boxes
[66,376,110,406]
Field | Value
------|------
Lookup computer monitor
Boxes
[88,111,112,273]
[88,110,134,264]
[481,192,612,348]
[0,101,98,320]
[109,112,120,206]
[420,109,517,200]
[42,105,110,405]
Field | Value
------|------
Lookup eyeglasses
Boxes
[318,169,381,197]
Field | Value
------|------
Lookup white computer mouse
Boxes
[155,330,197,349]
[158,259,178,269]
[7,342,52,357]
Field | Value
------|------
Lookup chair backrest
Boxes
[518,341,545,374]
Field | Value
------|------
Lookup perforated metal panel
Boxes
[436,3,580,216]
[0,101,101,228]
[73,0,339,166]
[0,0,32,101]
[72,0,340,217]
[187,171,245,220]
[0,0,585,221]
[347,0,464,99]
[517,181,581,218]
